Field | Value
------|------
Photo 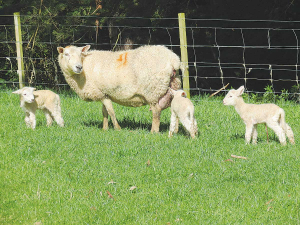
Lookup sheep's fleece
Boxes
[57,45,182,132]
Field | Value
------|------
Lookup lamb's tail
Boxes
[279,108,295,144]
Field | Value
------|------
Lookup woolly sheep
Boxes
[169,89,198,138]
[57,45,181,133]
[223,85,295,145]
[12,87,64,129]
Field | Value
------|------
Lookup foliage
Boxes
[1,91,300,224]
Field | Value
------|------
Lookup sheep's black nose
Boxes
[76,65,82,70]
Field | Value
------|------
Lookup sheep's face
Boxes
[12,87,36,103]
[57,45,90,75]
[223,86,245,106]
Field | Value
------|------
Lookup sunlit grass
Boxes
[1,90,299,224]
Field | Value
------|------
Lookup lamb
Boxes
[57,45,181,133]
[223,85,295,145]
[168,89,198,138]
[12,87,64,129]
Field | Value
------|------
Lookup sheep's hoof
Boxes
[114,126,121,131]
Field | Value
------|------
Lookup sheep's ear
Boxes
[82,45,90,55]
[12,89,21,95]
[181,91,187,98]
[236,86,245,96]
[57,47,64,54]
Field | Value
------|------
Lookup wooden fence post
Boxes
[14,12,25,88]
[178,13,190,98]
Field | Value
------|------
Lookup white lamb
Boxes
[169,89,198,138]
[57,45,182,133]
[13,87,64,129]
[223,85,295,145]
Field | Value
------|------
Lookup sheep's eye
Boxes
[64,53,69,57]
[24,93,27,96]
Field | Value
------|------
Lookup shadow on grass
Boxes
[230,133,279,144]
[82,117,171,132]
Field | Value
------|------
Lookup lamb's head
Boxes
[223,85,244,106]
[171,89,187,99]
[57,45,90,75]
[12,87,36,104]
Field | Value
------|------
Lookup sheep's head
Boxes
[223,85,244,106]
[57,45,90,75]
[12,87,36,104]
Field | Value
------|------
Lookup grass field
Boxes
[1,89,300,224]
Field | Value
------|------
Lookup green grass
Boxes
[1,89,300,224]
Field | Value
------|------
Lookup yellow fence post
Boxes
[178,13,190,98]
[14,12,25,88]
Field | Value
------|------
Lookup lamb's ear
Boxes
[12,89,21,95]
[181,91,187,98]
[57,47,64,54]
[236,86,245,96]
[82,45,91,55]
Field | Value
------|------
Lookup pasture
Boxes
[1,89,300,224]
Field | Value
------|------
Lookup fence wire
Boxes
[1,15,300,100]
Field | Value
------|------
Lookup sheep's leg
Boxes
[169,111,177,137]
[102,99,121,130]
[252,124,258,144]
[150,103,161,133]
[102,105,109,130]
[43,109,53,127]
[245,124,254,144]
[267,122,286,145]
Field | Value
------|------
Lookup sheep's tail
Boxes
[279,108,295,144]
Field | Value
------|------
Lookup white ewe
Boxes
[13,87,64,129]
[169,89,198,138]
[57,45,181,133]
[223,86,295,145]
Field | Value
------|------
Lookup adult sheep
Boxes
[57,45,182,132]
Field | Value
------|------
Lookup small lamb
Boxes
[223,85,295,145]
[13,87,64,129]
[169,89,198,138]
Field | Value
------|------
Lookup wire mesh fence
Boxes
[1,15,300,99]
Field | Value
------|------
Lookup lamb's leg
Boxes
[267,122,286,145]
[29,112,36,129]
[52,111,64,127]
[252,124,258,144]
[102,98,121,130]
[43,109,53,127]
[284,123,295,144]
[174,117,179,134]
[150,103,161,133]
[245,123,254,144]
[168,111,177,137]
[25,112,31,128]
[180,116,194,138]
[192,117,198,138]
